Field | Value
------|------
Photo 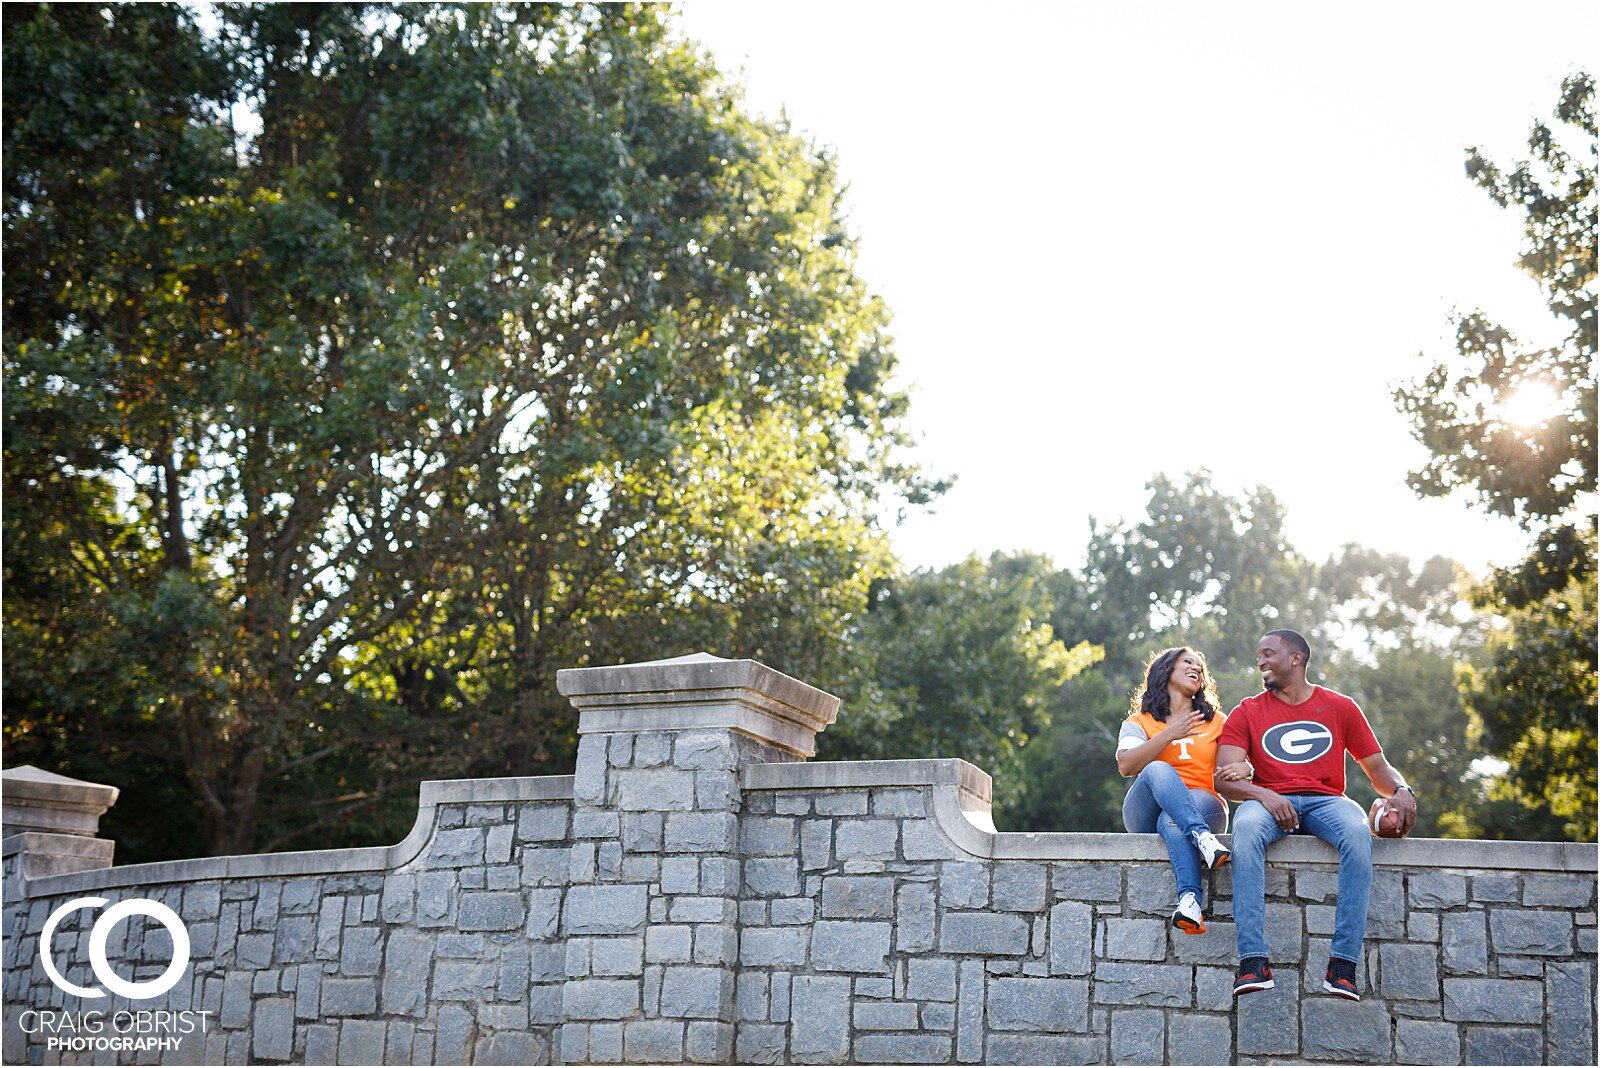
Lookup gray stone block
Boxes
[908,959,959,1002]
[695,771,739,811]
[901,817,956,861]
[477,1032,539,1067]
[1302,998,1393,1059]
[1167,1012,1232,1066]
[669,896,737,924]
[1442,910,1487,974]
[993,863,1048,913]
[772,897,815,925]
[565,978,642,1020]
[1409,871,1467,908]
[522,845,569,887]
[573,809,620,839]
[661,856,699,894]
[339,1020,386,1066]
[856,976,894,999]
[274,915,316,963]
[1171,920,1235,966]
[1497,956,1543,977]
[1104,919,1167,962]
[745,857,801,897]
[813,920,892,972]
[1380,943,1440,1001]
[631,732,672,768]
[896,883,936,952]
[672,732,734,770]
[526,888,561,940]
[1053,863,1123,902]
[456,891,525,932]
[321,978,377,1016]
[1396,1019,1461,1064]
[986,1034,1102,1065]
[1124,865,1177,914]
[737,1023,788,1065]
[800,819,833,869]
[619,769,696,812]
[855,1001,920,1030]
[593,936,645,976]
[940,862,990,909]
[1443,978,1542,1023]
[1263,901,1304,963]
[304,1025,337,1066]
[1111,1008,1164,1064]
[821,876,895,918]
[1490,909,1573,955]
[856,1034,954,1063]
[1547,960,1595,1066]
[379,874,414,925]
[694,923,738,966]
[1472,873,1520,902]
[1049,902,1093,976]
[1409,910,1440,943]
[667,812,739,852]
[942,912,1029,955]
[1235,967,1299,1054]
[434,958,497,1000]
[622,812,665,853]
[1194,966,1234,1011]
[791,975,851,1063]
[624,1019,684,1062]
[1524,874,1595,907]
[428,827,484,867]
[566,884,648,935]
[737,971,768,1022]
[660,966,730,1018]
[649,926,694,965]
[1296,870,1340,902]
[685,1020,733,1064]
[741,926,808,967]
[1092,962,1191,1007]
[923,1002,955,1030]
[740,817,797,856]
[835,820,899,861]
[237,931,274,969]
[339,925,382,977]
[252,997,293,1061]
[1463,1026,1542,1065]
[872,788,924,816]
[957,960,985,1062]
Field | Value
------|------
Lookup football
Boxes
[1368,798,1407,839]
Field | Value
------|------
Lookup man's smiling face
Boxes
[1256,635,1295,692]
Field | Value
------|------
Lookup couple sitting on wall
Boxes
[1116,629,1418,1002]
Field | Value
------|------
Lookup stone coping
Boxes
[3,774,573,899]
[745,757,1600,873]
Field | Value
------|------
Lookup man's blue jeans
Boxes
[1122,762,1228,900]
[1231,794,1372,963]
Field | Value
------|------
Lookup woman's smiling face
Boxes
[1172,650,1206,697]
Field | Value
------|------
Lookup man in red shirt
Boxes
[1215,630,1417,1002]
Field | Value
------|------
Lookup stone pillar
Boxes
[0,765,119,881]
[553,653,839,1065]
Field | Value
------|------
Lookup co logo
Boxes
[1261,720,1335,764]
[40,898,190,1000]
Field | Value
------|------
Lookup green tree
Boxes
[825,554,1101,816]
[3,3,931,857]
[1395,72,1597,839]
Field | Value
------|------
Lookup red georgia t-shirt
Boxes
[1218,686,1380,796]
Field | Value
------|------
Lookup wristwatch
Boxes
[1394,784,1416,802]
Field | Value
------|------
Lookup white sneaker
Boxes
[1172,891,1205,935]
[1194,830,1231,870]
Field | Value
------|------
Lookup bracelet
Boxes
[1394,784,1416,801]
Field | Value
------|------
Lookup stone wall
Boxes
[3,653,1595,1066]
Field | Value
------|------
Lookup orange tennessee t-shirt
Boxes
[1123,709,1227,799]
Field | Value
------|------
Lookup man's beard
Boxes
[1263,678,1280,692]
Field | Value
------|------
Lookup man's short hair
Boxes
[1264,628,1312,667]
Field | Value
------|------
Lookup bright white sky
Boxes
[677,0,1596,576]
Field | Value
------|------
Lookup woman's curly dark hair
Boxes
[1131,646,1220,723]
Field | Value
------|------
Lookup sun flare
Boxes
[1497,382,1563,427]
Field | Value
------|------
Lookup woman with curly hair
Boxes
[1117,646,1248,934]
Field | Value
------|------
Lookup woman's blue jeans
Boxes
[1121,761,1228,900]
[1230,795,1372,963]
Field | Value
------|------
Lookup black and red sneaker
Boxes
[1322,957,1361,1001]
[1233,957,1275,997]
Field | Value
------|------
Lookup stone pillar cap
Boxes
[557,652,841,758]
[2,765,120,838]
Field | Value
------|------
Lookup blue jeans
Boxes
[1122,762,1228,900]
[1231,794,1372,963]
